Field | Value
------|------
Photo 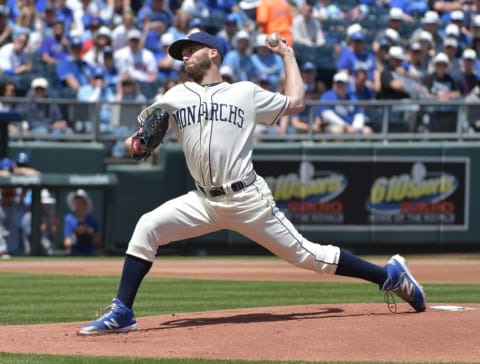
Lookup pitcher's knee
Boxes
[290,241,341,275]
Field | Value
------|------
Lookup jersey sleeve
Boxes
[253,83,289,125]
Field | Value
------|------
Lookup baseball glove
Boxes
[130,107,169,160]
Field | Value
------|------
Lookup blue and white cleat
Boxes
[382,254,427,313]
[79,298,138,335]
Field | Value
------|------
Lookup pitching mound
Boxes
[1,303,479,362]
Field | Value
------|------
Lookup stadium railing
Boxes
[4,97,480,145]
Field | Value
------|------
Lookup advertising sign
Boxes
[254,156,468,231]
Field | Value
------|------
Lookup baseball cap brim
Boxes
[168,32,224,61]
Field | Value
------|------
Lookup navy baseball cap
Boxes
[169,31,224,60]
[15,152,30,166]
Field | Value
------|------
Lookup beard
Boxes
[185,53,211,83]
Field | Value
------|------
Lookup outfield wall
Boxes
[107,142,480,252]
[6,141,480,254]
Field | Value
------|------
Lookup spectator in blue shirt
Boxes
[315,72,372,135]
[250,33,285,89]
[137,0,174,30]
[337,30,377,82]
[64,189,100,256]
[56,36,95,96]
[222,29,255,82]
[39,18,69,66]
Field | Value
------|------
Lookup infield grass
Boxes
[1,272,477,325]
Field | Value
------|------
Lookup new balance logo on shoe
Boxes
[399,275,415,300]
[103,318,120,330]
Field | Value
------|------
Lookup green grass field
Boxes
[0,258,478,364]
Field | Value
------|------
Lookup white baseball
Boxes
[267,33,279,47]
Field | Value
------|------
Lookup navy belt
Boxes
[196,171,256,197]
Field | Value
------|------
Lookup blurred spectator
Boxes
[256,0,293,46]
[99,46,119,93]
[144,13,170,57]
[217,13,240,52]
[111,9,136,50]
[52,0,75,35]
[372,38,391,93]
[106,73,147,158]
[442,22,470,56]
[103,0,132,27]
[222,29,255,82]
[441,37,461,70]
[405,41,429,80]
[315,72,371,135]
[13,152,41,176]
[378,46,415,99]
[41,5,62,39]
[220,64,235,83]
[0,4,13,47]
[250,33,285,89]
[77,68,115,132]
[452,48,478,95]
[0,79,24,135]
[205,0,239,16]
[114,28,157,82]
[21,188,58,256]
[464,73,480,131]
[11,5,42,51]
[352,65,375,100]
[188,17,206,33]
[0,79,18,111]
[64,189,100,256]
[421,52,461,131]
[80,15,104,55]
[378,46,425,131]
[38,18,69,65]
[0,31,32,77]
[432,0,463,15]
[373,8,410,51]
[0,157,13,178]
[469,14,480,39]
[167,8,191,41]
[56,35,95,96]
[410,11,443,52]
[180,0,210,19]
[391,0,428,17]
[0,187,23,255]
[83,26,113,68]
[291,1,325,47]
[157,32,183,78]
[422,52,461,100]
[23,77,72,135]
[337,30,377,82]
[115,73,148,104]
[300,61,325,99]
[137,0,174,30]
[311,0,344,21]
[237,0,260,31]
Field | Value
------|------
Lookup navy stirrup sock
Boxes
[335,249,387,286]
[116,254,153,309]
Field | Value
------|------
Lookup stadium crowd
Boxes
[0,0,480,138]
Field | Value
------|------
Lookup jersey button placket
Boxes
[200,88,212,186]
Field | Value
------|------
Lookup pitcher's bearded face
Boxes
[182,46,212,82]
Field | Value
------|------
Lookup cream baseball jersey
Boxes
[139,81,288,187]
